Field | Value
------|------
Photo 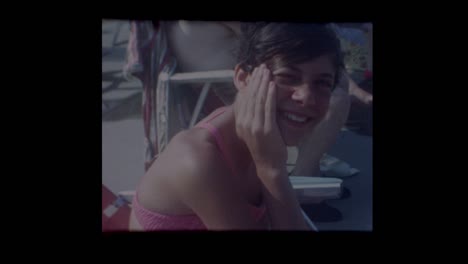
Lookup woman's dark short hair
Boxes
[237,22,344,88]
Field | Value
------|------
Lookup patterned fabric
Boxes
[123,21,177,171]
[330,23,372,81]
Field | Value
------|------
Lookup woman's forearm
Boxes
[257,166,311,230]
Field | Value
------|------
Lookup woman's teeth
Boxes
[283,112,308,123]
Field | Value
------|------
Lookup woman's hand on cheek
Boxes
[234,64,287,177]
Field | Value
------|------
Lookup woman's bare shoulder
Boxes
[151,129,229,187]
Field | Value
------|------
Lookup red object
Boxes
[102,185,131,232]
[364,69,373,79]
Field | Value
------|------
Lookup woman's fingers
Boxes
[237,66,258,123]
[254,67,271,131]
[264,81,277,131]
[246,65,263,122]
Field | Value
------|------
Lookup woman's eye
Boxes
[316,80,333,90]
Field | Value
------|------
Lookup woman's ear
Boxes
[233,64,250,92]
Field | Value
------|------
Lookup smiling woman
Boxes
[235,23,343,146]
[129,22,345,231]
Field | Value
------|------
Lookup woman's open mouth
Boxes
[278,110,314,129]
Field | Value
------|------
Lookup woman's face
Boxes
[271,55,335,146]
